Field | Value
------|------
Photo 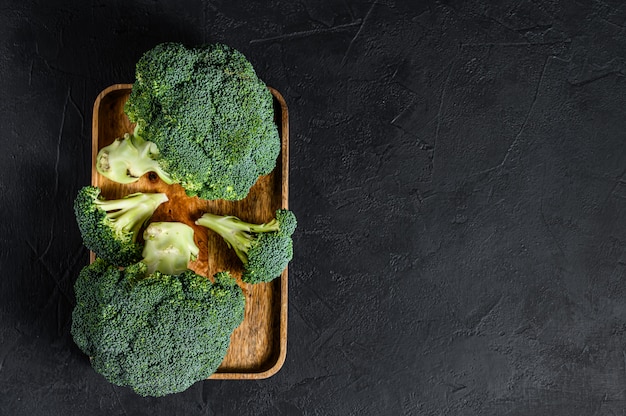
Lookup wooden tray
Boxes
[90,84,289,379]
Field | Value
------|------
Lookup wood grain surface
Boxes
[90,84,289,379]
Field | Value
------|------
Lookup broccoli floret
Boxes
[73,186,168,266]
[142,222,199,275]
[96,128,174,185]
[195,209,296,284]
[124,42,280,201]
[71,259,245,397]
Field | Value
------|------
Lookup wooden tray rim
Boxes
[91,83,289,380]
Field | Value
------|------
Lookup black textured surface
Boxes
[1,1,626,415]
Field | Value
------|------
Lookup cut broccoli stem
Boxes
[142,222,199,275]
[195,213,279,264]
[96,127,175,185]
[96,192,169,241]
[95,196,158,239]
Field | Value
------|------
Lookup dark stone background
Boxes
[1,0,626,414]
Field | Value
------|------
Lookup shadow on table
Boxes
[4,0,211,346]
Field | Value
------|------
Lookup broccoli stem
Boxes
[96,128,175,185]
[195,213,279,264]
[95,192,169,241]
[141,222,199,275]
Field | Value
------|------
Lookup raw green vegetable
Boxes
[73,186,168,266]
[196,209,297,283]
[102,42,280,200]
[71,259,244,397]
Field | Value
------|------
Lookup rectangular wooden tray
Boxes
[91,84,289,379]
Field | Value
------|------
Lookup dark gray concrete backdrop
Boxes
[1,1,626,415]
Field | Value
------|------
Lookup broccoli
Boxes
[195,209,297,284]
[142,222,199,275]
[96,127,174,185]
[122,42,281,201]
[71,259,245,397]
[73,186,168,266]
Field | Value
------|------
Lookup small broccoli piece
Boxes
[73,186,168,266]
[96,128,174,185]
[71,259,245,397]
[142,222,199,275]
[124,42,280,200]
[195,209,296,284]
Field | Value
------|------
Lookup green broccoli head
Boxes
[73,186,168,266]
[142,222,199,276]
[71,259,245,397]
[124,42,281,201]
[195,209,297,284]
